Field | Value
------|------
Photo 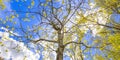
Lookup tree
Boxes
[95,0,120,14]
[93,0,120,60]
[0,0,120,60]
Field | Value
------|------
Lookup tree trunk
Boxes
[56,30,64,60]
[56,45,64,60]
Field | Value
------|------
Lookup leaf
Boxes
[31,0,34,6]
[94,54,105,60]
[11,27,14,31]
[16,0,19,2]
[63,16,67,19]
[23,18,30,22]
[62,0,64,4]
[43,11,47,17]
[28,6,31,8]
[6,26,9,28]
[3,21,6,24]
[0,42,2,45]
[13,21,17,24]
[108,33,120,51]
[46,0,51,2]
[11,15,15,18]
[95,0,119,14]
[0,0,6,9]
[44,3,47,6]
[5,49,8,52]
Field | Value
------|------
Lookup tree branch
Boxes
[31,38,58,43]
[64,41,87,47]
[97,23,120,30]
[64,41,108,48]
[64,0,83,25]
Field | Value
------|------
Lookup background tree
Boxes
[94,0,120,60]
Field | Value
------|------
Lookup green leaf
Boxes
[0,0,6,9]
[62,0,64,4]
[31,0,34,6]
[43,11,47,17]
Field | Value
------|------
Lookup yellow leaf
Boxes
[31,0,34,6]
[62,0,64,4]
[6,26,9,28]
[0,0,6,9]
[11,15,15,18]
[0,42,2,45]
[43,11,47,17]
[11,27,14,31]
[5,49,8,52]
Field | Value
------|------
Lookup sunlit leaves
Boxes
[5,49,8,52]
[62,0,64,4]
[63,32,73,44]
[0,0,6,9]
[95,0,120,14]
[94,54,105,60]
[103,33,120,60]
[94,0,120,59]
[6,25,9,29]
[0,42,4,46]
[3,20,6,24]
[98,28,110,37]
[44,3,48,6]
[46,0,51,2]
[43,11,47,17]
[31,0,34,6]
[11,15,15,19]
[15,0,19,2]
[76,14,87,24]
[11,27,14,31]
[108,33,120,51]
[22,18,30,22]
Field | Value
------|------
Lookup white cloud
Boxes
[0,30,40,60]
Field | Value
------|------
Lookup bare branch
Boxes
[97,23,120,30]
[31,38,58,43]
[64,41,109,49]
[63,0,84,25]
